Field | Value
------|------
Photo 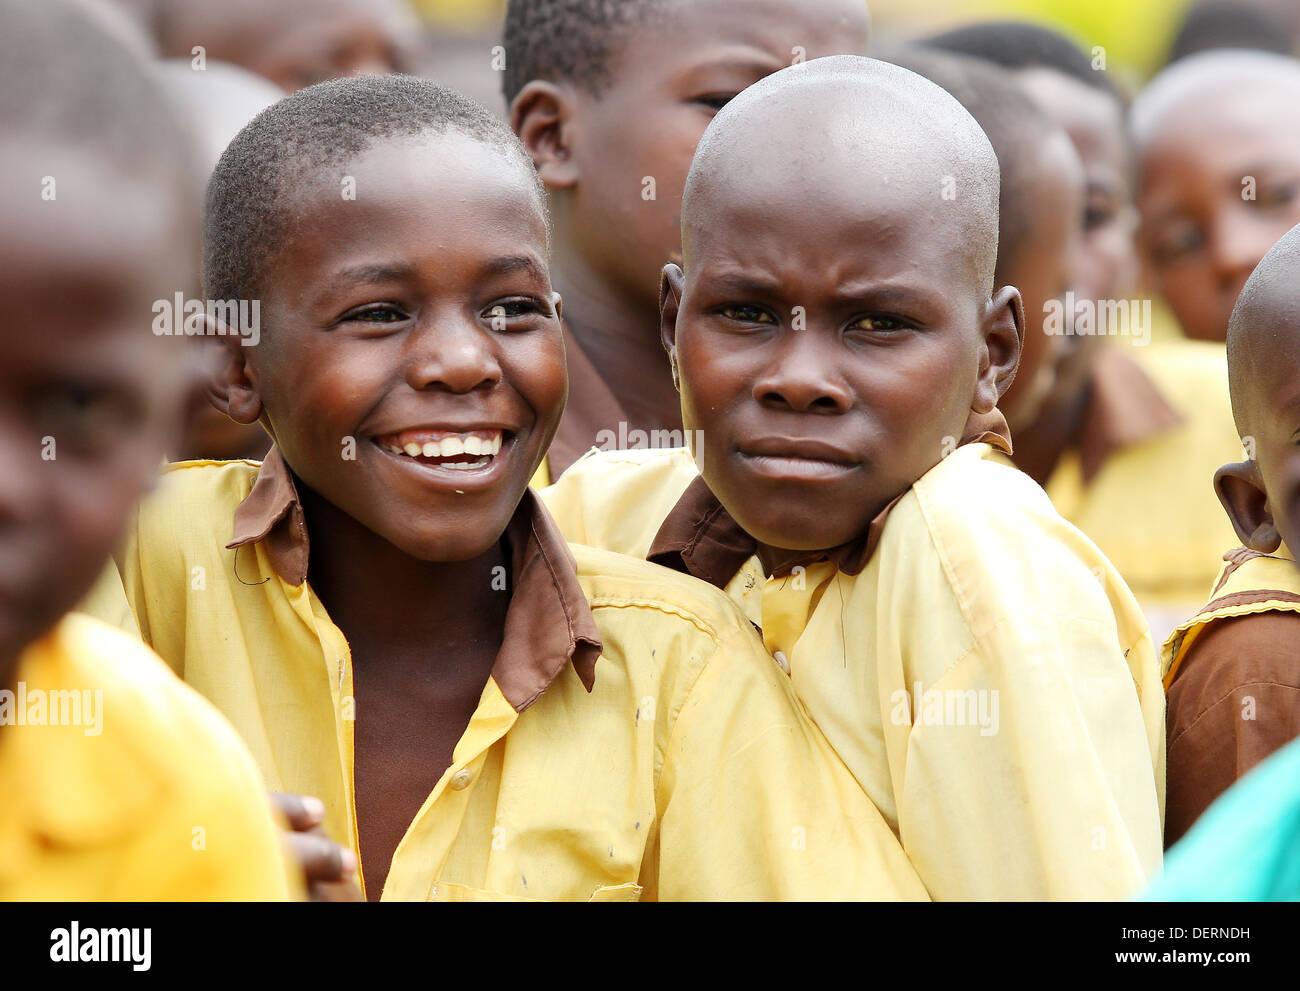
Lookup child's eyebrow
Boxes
[330,262,414,287]
[480,255,549,282]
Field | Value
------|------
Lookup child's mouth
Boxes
[372,428,504,471]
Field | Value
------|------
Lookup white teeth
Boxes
[384,431,503,461]
[442,456,490,470]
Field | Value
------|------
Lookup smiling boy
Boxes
[504,0,872,480]
[94,74,927,901]
[544,56,1165,900]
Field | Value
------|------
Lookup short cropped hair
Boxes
[923,20,1125,105]
[501,0,666,105]
[204,74,546,304]
[886,47,1056,281]
[0,0,194,199]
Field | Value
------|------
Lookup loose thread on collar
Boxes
[232,545,271,587]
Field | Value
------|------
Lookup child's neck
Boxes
[550,244,683,435]
[297,485,510,657]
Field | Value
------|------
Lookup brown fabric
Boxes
[226,447,602,712]
[1077,346,1184,484]
[648,408,1014,588]
[1165,609,1300,847]
[547,322,632,478]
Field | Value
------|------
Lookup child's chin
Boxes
[386,526,507,565]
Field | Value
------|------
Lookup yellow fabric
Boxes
[93,459,928,902]
[529,458,551,490]
[997,342,1241,636]
[543,443,1166,899]
[0,613,297,901]
[1162,547,1300,689]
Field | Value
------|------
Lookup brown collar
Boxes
[226,447,603,711]
[1076,346,1183,484]
[648,408,1014,589]
[546,321,631,478]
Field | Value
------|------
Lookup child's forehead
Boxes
[290,132,544,220]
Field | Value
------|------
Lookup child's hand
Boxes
[270,792,364,902]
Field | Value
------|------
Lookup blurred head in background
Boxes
[1134,49,1300,342]
[0,0,199,669]
[134,0,421,91]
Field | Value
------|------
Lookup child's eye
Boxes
[1254,180,1300,209]
[340,303,407,324]
[483,298,551,329]
[849,315,907,333]
[720,304,775,324]
[1151,223,1203,265]
[696,94,737,112]
[34,384,139,451]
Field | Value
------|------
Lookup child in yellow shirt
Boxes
[543,55,1165,900]
[0,0,294,902]
[98,73,926,901]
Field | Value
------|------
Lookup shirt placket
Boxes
[383,680,519,901]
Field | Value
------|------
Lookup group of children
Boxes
[3,0,1299,902]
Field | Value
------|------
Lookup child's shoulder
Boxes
[157,457,262,504]
[542,447,699,555]
[894,444,1141,639]
[908,442,1060,532]
[557,445,698,482]
[570,542,759,647]
[55,613,257,775]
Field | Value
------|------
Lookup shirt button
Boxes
[773,650,791,675]
[449,768,473,791]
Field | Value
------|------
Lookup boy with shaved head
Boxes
[545,55,1164,900]
[1135,49,1300,344]
[1162,222,1300,846]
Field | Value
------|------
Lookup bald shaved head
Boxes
[1226,222,1300,435]
[1132,49,1300,148]
[683,55,1001,292]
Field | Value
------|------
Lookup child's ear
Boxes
[1214,459,1281,552]
[510,80,578,190]
[973,285,1024,414]
[660,264,685,390]
[205,320,264,425]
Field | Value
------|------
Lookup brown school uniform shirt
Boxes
[1165,565,1300,848]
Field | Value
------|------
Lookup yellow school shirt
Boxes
[999,342,1242,639]
[543,443,1166,900]
[96,453,928,901]
[0,613,296,901]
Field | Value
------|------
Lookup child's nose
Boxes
[752,336,851,413]
[403,316,502,394]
